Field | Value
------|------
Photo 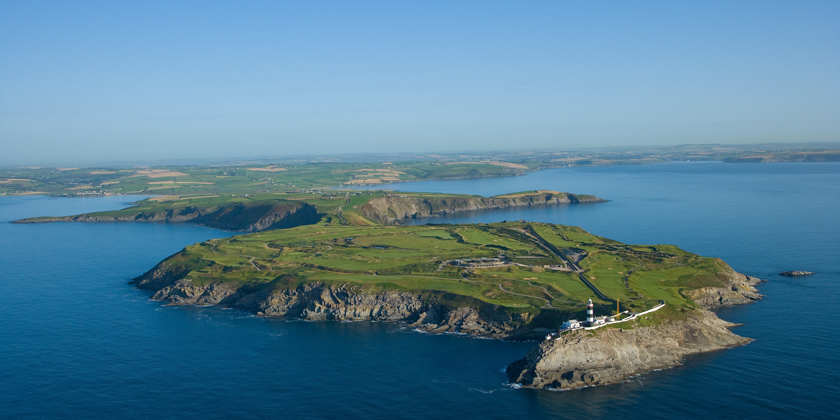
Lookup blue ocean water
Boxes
[1,163,838,419]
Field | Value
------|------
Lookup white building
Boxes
[560,319,581,330]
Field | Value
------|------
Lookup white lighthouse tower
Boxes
[586,299,595,325]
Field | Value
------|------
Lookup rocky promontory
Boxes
[506,308,749,389]
[682,272,763,308]
[356,191,606,224]
[505,273,763,390]
[127,218,763,391]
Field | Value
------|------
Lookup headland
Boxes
[6,161,767,391]
[129,215,763,389]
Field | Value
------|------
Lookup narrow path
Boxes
[209,241,227,256]
[458,270,554,307]
[527,281,558,302]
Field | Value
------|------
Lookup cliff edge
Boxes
[505,274,763,390]
[356,192,605,224]
[132,267,536,339]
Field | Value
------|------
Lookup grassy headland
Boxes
[135,220,742,326]
[15,190,605,231]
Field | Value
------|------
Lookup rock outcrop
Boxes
[779,271,814,277]
[506,309,749,389]
[683,271,763,308]
[131,270,535,339]
[505,270,764,390]
[356,192,605,224]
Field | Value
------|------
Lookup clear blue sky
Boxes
[1,0,838,165]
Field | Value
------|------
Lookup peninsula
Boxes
[129,214,761,389]
[15,190,604,230]
[11,177,762,390]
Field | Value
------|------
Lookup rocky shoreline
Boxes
[133,254,764,390]
[132,272,533,339]
[506,274,763,390]
[356,192,606,224]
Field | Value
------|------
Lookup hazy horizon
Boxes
[2,1,838,165]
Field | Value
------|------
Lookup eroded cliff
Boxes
[356,192,605,224]
[131,265,536,339]
[505,274,763,390]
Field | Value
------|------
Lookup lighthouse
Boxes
[586,298,595,325]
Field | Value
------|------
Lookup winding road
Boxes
[521,225,609,301]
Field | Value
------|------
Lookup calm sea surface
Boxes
[2,162,838,419]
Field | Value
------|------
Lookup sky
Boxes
[1,0,838,165]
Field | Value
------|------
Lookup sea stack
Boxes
[779,271,815,277]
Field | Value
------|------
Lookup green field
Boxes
[2,152,761,325]
[0,161,540,197]
[144,221,739,320]
[4,144,836,197]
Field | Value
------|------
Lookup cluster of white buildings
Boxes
[560,299,617,330]
[547,299,667,340]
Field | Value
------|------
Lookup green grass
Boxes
[0,160,536,197]
[143,221,737,315]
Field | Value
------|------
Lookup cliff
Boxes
[506,308,749,389]
[356,192,605,224]
[126,217,764,390]
[683,270,763,308]
[14,201,322,232]
[132,272,535,339]
[505,273,763,390]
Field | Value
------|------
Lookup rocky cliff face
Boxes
[506,309,749,389]
[505,271,764,390]
[356,192,605,224]
[131,268,534,339]
[130,232,764,389]
[683,271,763,308]
[15,202,321,232]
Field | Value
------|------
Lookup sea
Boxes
[1,162,838,419]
